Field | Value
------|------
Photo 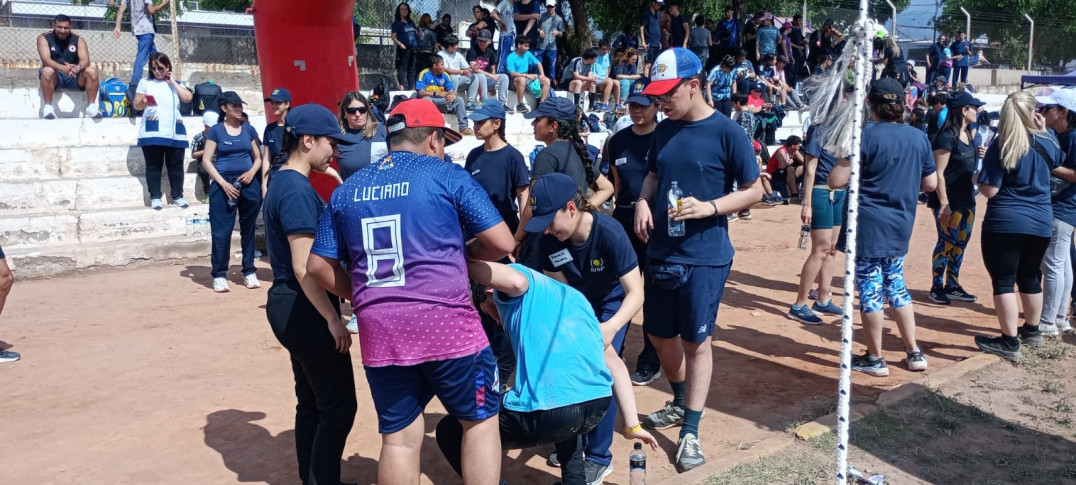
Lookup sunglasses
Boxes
[152,65,168,72]
[652,79,690,105]
[345,106,369,115]
[1037,105,1059,114]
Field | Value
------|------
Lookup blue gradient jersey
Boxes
[312,151,504,367]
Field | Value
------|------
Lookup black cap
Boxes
[218,91,246,107]
[868,78,904,104]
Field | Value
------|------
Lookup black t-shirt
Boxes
[514,0,541,43]
[466,44,499,73]
[532,140,589,191]
[669,14,688,47]
[434,24,454,46]
[465,144,530,233]
[927,128,977,211]
[605,127,653,206]
[538,212,638,313]
[262,169,325,282]
[467,19,496,42]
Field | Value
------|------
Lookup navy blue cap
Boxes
[523,96,577,120]
[869,78,904,104]
[217,91,246,107]
[467,99,507,122]
[524,173,579,232]
[625,77,652,106]
[948,91,985,109]
[264,87,292,103]
[286,103,360,145]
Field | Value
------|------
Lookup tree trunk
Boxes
[564,0,592,58]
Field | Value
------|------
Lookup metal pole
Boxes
[836,0,869,483]
[170,0,180,79]
[932,0,939,43]
[1024,14,1034,72]
[960,7,970,39]
[802,0,808,25]
[885,0,896,39]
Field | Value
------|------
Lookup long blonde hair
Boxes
[997,91,1046,171]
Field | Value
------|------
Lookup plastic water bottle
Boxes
[798,223,811,250]
[668,181,685,237]
[227,180,242,208]
[629,442,646,485]
[186,214,194,237]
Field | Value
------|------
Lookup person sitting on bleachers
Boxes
[37,14,100,119]
[415,56,475,136]
[506,37,550,114]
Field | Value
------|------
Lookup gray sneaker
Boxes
[644,400,685,429]
[1018,325,1043,349]
[0,349,20,363]
[583,460,612,484]
[675,433,706,472]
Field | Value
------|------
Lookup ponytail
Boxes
[568,189,598,212]
[997,91,1038,171]
[274,126,301,168]
[552,116,597,188]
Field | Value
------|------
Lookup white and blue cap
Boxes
[641,48,702,97]
[1036,88,1076,112]
[625,77,653,106]
[286,103,361,145]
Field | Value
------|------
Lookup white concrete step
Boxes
[0,115,267,150]
[3,233,244,279]
[0,204,220,248]
[0,87,266,120]
[0,173,205,215]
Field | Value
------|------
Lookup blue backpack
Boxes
[99,77,129,117]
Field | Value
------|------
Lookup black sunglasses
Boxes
[1037,105,1060,114]
[345,106,369,115]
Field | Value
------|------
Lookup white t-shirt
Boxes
[439,50,471,86]
[136,78,188,148]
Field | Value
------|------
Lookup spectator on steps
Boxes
[111,0,171,88]
[415,57,475,136]
[506,37,550,113]
[467,30,511,105]
[133,52,192,211]
[438,35,479,110]
[391,2,418,90]
[38,14,100,119]
[191,110,218,203]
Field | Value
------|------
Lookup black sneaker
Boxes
[516,103,529,114]
[738,209,752,220]
[928,286,951,305]
[630,366,662,386]
[944,285,978,302]
[975,335,1022,361]
[1018,325,1044,349]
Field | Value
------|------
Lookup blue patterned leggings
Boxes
[931,207,975,288]
[855,256,913,313]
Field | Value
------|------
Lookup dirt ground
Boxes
[707,338,1076,485]
[0,197,1023,484]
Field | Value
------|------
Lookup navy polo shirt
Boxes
[979,133,1062,237]
[854,122,936,259]
[538,212,639,314]
[208,123,259,174]
[263,122,285,168]
[1054,131,1076,227]
[804,125,838,186]
[605,126,653,206]
[641,9,661,46]
[465,144,531,234]
[646,111,759,266]
[262,169,325,282]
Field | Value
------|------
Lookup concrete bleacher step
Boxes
[0,115,267,150]
[0,173,204,215]
[0,204,215,248]
[0,88,266,121]
[3,233,244,279]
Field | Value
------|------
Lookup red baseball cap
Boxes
[387,99,461,146]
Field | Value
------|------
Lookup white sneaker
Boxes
[84,103,101,119]
[213,277,230,293]
[42,104,56,119]
[244,274,261,289]
[0,350,20,363]
[1041,323,1060,338]
[1058,319,1073,334]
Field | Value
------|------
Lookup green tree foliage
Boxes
[937,0,1076,70]
[193,0,252,13]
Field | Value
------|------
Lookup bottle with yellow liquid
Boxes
[668,181,685,237]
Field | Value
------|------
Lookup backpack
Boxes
[371,75,395,114]
[177,81,193,116]
[98,77,129,118]
[193,82,222,115]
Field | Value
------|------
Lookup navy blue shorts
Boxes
[643,262,730,343]
[365,346,500,434]
[39,67,83,91]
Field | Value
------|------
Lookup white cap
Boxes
[906,60,915,67]
[1037,88,1076,112]
[545,0,556,6]
[202,111,219,127]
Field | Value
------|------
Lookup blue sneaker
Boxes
[787,304,823,325]
[812,300,843,316]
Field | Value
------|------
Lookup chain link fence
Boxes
[0,0,256,80]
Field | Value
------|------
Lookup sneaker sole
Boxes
[787,312,824,325]
[1021,337,1044,349]
[630,369,662,386]
[852,366,890,377]
[928,296,951,305]
[214,288,230,293]
[946,295,978,302]
[587,463,613,485]
[976,343,1022,361]
[643,418,684,430]
[676,458,706,473]
[813,307,844,317]
[904,361,928,372]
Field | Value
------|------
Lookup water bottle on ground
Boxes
[228,180,242,208]
[668,181,685,237]
[629,442,646,485]
[185,214,194,237]
[798,223,811,250]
